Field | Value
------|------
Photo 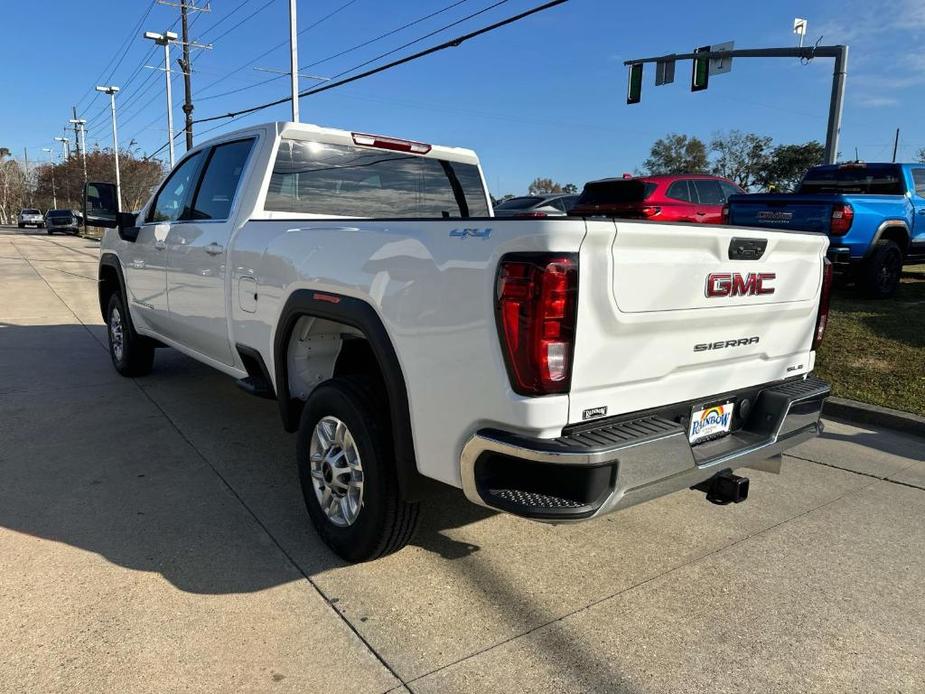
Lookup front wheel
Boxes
[106,292,155,376]
[861,239,903,299]
[296,376,420,562]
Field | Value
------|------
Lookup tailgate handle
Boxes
[729,237,768,260]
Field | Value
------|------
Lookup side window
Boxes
[719,181,742,201]
[911,168,925,196]
[666,180,691,202]
[146,151,206,223]
[549,198,567,212]
[693,179,725,205]
[189,139,255,221]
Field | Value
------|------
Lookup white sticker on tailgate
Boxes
[689,402,735,444]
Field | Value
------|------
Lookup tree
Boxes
[561,183,578,194]
[0,149,28,225]
[528,177,563,195]
[710,130,773,190]
[916,147,925,164]
[643,133,709,175]
[31,149,165,213]
[762,141,825,192]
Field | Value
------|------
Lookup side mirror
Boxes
[83,182,119,228]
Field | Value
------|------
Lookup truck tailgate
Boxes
[726,194,835,233]
[568,221,828,425]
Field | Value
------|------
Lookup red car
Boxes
[570,174,744,224]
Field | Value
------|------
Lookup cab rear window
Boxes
[265,139,489,218]
[798,165,904,195]
[577,180,656,205]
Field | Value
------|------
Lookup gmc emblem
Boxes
[706,272,776,297]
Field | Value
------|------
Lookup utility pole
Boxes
[69,117,88,185]
[288,0,300,122]
[180,1,195,148]
[71,107,82,158]
[156,1,211,151]
[624,44,849,165]
[96,86,122,212]
[892,128,900,163]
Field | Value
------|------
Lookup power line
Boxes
[195,0,485,105]
[197,0,258,38]
[195,0,361,98]
[195,0,565,126]
[301,0,471,71]
[76,0,158,110]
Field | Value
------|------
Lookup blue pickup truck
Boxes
[726,162,925,298]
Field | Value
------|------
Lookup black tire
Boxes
[296,375,420,562]
[17,223,24,229]
[860,239,903,299]
[106,292,155,377]
[46,229,53,235]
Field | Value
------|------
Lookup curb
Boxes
[823,397,925,437]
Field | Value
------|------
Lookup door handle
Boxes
[695,211,706,216]
[205,242,224,255]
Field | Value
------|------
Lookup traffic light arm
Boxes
[622,44,848,165]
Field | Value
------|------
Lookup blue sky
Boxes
[2,0,923,195]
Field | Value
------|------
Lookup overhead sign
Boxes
[709,41,734,76]
[655,59,676,86]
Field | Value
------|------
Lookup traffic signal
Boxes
[626,63,643,104]
[691,45,710,91]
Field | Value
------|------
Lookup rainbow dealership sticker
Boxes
[689,402,735,444]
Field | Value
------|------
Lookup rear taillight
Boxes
[721,204,730,224]
[830,203,854,235]
[515,211,549,218]
[496,254,578,395]
[640,206,661,218]
[812,258,834,350]
[351,132,432,154]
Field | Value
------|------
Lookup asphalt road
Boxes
[1,225,923,693]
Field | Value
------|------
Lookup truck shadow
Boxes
[0,322,642,689]
[0,323,499,592]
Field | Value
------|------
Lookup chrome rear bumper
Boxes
[460,376,830,521]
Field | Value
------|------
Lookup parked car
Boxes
[86,121,831,562]
[493,193,578,217]
[44,209,81,235]
[17,208,44,228]
[726,162,925,298]
[570,174,744,223]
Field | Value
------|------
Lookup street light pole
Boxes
[42,148,57,209]
[288,0,300,122]
[144,30,179,168]
[96,86,122,212]
[55,135,70,159]
[42,147,58,210]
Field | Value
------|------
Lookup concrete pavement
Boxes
[1,226,923,693]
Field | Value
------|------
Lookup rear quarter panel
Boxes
[233,218,593,488]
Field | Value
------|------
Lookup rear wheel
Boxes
[861,239,902,299]
[296,375,419,562]
[106,292,155,376]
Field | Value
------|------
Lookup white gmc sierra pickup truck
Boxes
[86,121,832,562]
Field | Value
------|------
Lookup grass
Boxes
[814,264,925,416]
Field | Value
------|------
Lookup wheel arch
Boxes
[867,221,910,258]
[274,289,435,501]
[98,253,127,320]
